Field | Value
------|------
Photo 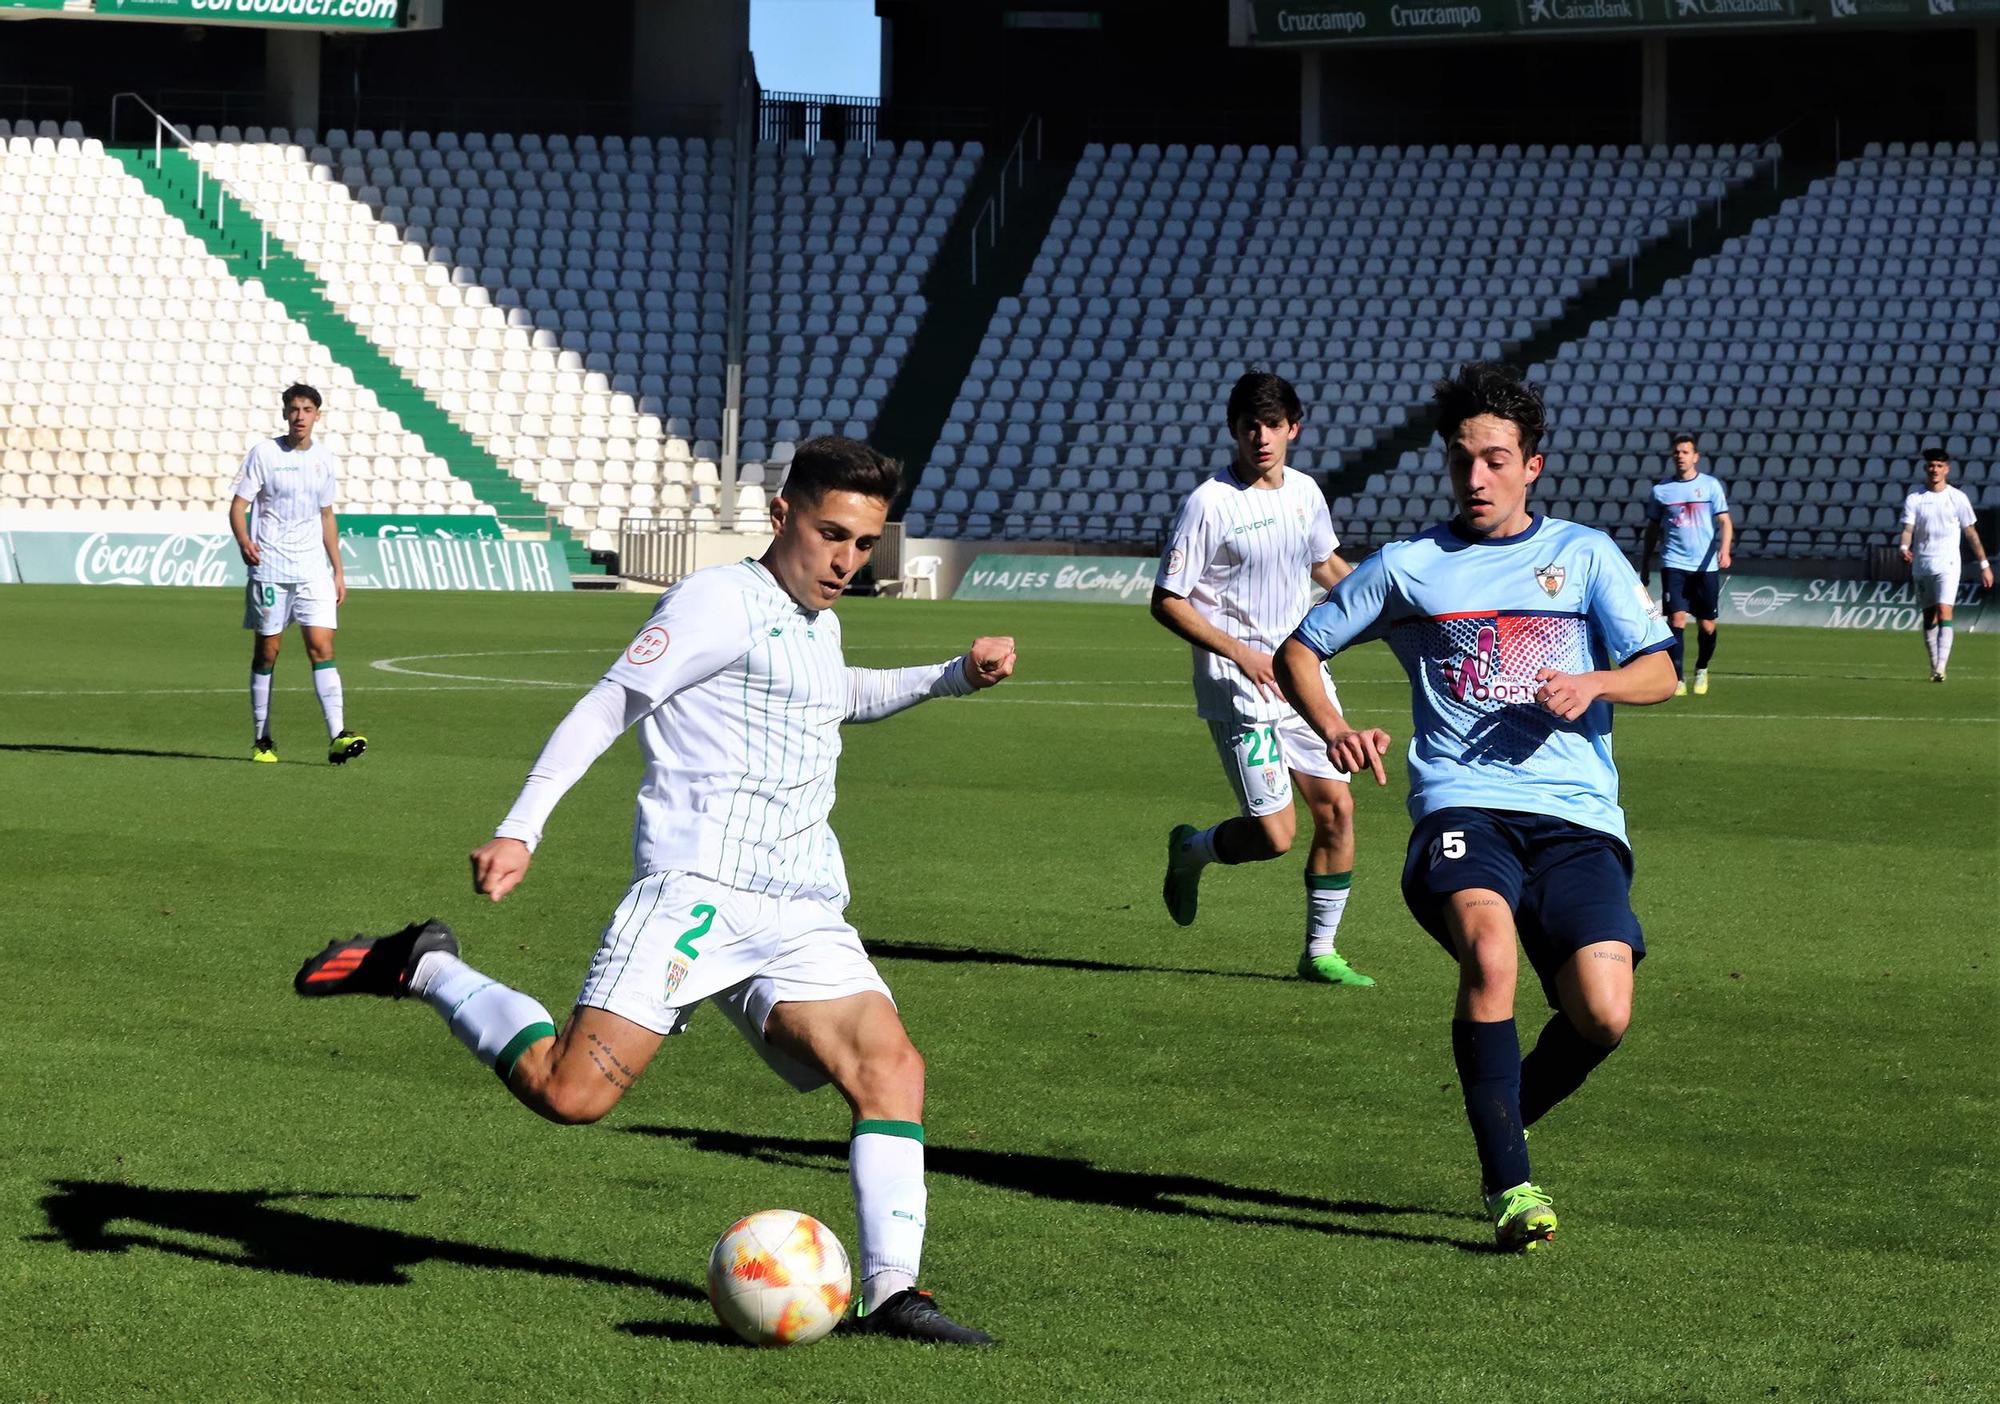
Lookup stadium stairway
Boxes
[1326,146,1830,516]
[109,146,604,580]
[874,145,1079,524]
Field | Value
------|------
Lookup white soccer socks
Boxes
[1178,825,1222,869]
[409,952,557,1082]
[851,1120,927,1310]
[1937,622,1954,674]
[251,665,274,740]
[312,660,345,738]
[1304,870,1352,959]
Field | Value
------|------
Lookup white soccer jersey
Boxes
[1156,465,1338,723]
[231,436,338,583]
[1902,486,1977,566]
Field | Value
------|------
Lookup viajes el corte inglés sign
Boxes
[953,555,1990,630]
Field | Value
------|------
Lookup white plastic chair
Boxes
[901,554,942,600]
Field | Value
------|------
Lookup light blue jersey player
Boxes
[1275,363,1677,1253]
[1639,434,1733,695]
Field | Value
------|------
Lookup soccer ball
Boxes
[706,1210,853,1347]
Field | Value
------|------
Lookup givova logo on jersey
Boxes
[1439,623,1538,705]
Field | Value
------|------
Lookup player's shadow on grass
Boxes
[628,1126,1497,1254]
[31,1179,707,1303]
[867,938,1295,984]
[0,742,243,764]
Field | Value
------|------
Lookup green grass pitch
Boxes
[0,583,1993,1402]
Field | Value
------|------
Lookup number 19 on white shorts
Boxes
[243,577,338,634]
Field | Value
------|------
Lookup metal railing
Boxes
[720,54,758,529]
[970,114,1043,286]
[619,522,702,586]
[759,90,882,154]
[110,92,275,271]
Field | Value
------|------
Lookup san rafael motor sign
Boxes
[1721,574,1990,631]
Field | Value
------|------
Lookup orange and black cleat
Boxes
[294,918,457,998]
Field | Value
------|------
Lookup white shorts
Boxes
[243,577,337,634]
[1207,695,1350,819]
[575,870,894,1092]
[1913,559,1961,608]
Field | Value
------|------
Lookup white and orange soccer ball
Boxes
[706,1210,853,1347]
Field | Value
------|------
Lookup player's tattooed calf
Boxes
[586,1031,641,1089]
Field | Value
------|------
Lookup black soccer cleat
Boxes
[850,1289,996,1346]
[294,918,457,998]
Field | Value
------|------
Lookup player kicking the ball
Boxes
[1276,364,1676,1251]
[227,383,366,765]
[1153,372,1373,986]
[295,437,1010,1344]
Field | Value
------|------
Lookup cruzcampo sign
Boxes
[0,527,570,592]
[1246,0,1817,43]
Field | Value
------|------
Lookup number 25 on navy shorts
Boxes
[1399,807,1646,1007]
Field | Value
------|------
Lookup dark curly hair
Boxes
[1432,362,1546,459]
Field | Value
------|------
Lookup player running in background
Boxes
[1275,363,1676,1251]
[1153,371,1373,987]
[295,437,1012,1345]
[1899,447,1993,682]
[1639,432,1732,697]
[227,383,365,765]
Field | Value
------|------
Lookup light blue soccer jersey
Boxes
[1291,516,1673,846]
[1646,473,1731,571]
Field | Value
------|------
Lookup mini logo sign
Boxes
[1729,584,1799,619]
[1165,544,1186,576]
[626,626,670,664]
[1534,564,1566,597]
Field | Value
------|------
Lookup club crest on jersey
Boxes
[1534,564,1566,597]
[664,957,690,997]
[1165,543,1186,576]
[626,625,670,665]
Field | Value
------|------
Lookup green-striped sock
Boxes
[1304,870,1351,958]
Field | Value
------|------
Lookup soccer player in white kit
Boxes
[294,437,1013,1345]
[1153,372,1374,987]
[226,383,366,765]
[1899,447,1993,682]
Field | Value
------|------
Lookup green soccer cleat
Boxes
[1298,950,1376,987]
[1487,1182,1558,1252]
[1673,679,1687,697]
[328,729,368,765]
[1692,669,1710,696]
[251,736,277,764]
[1162,824,1202,927]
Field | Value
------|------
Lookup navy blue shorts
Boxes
[1400,807,1646,1009]
[1660,567,1721,621]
